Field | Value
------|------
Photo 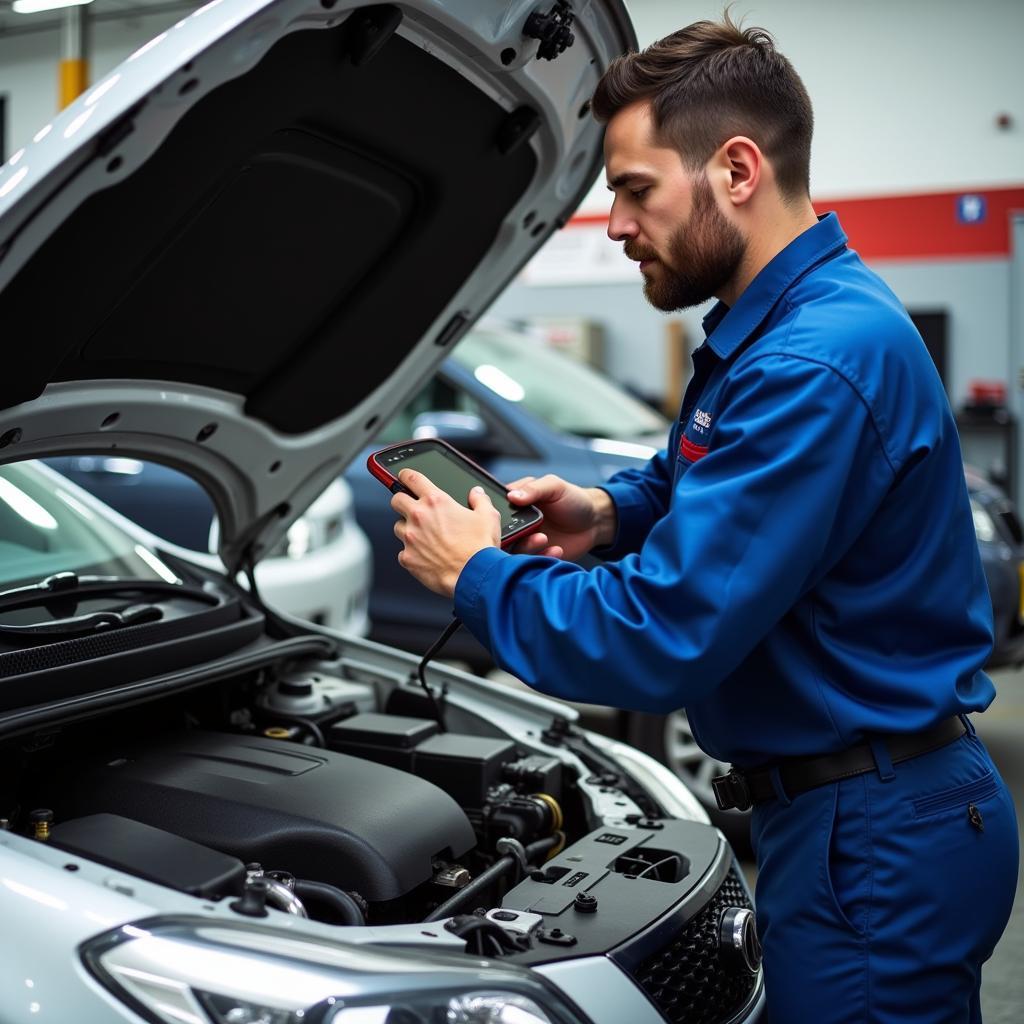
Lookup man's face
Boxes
[604,102,746,311]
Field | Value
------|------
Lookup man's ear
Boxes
[714,136,763,208]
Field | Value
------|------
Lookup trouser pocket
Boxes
[911,769,998,822]
[822,776,870,938]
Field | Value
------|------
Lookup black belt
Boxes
[712,716,968,812]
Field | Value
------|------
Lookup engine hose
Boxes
[544,830,566,860]
[524,834,561,861]
[292,879,365,926]
[422,833,562,924]
[288,716,326,748]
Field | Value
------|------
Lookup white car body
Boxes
[0,0,765,1021]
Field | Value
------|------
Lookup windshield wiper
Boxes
[0,603,164,644]
[0,572,209,613]
[0,572,119,604]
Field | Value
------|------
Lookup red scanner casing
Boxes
[367,438,544,549]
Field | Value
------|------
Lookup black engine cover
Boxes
[66,731,476,901]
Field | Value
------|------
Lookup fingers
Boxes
[506,474,541,506]
[391,491,415,517]
[510,533,565,560]
[469,486,501,545]
[514,532,550,555]
[505,475,537,491]
[467,485,494,511]
[507,473,563,506]
[397,468,441,500]
[391,468,444,516]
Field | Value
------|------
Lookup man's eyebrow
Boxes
[606,171,651,191]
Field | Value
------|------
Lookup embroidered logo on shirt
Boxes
[693,409,712,431]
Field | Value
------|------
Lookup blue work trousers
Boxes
[750,726,1018,1022]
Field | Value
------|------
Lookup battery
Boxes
[327,712,439,771]
[413,733,518,807]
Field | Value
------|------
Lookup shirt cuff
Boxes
[453,545,509,649]
[590,482,653,561]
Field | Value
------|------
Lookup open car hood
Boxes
[0,0,634,572]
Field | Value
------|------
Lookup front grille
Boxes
[630,868,757,1024]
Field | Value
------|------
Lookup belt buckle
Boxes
[712,768,752,812]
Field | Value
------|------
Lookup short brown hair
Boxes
[592,12,813,199]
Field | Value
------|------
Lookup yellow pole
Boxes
[59,6,89,109]
[59,60,88,109]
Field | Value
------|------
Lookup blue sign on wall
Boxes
[956,194,987,224]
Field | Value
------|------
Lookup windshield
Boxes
[0,461,175,590]
[450,328,669,440]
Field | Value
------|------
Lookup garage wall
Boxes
[578,0,1024,212]
[0,5,193,156]
[1,0,1022,468]
[501,0,1024,460]
[1,0,1022,189]
[491,256,1013,412]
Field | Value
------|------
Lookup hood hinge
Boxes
[524,2,576,61]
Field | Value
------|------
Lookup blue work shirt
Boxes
[454,213,996,766]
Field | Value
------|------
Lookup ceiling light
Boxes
[13,0,94,14]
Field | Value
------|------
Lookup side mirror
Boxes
[411,411,489,447]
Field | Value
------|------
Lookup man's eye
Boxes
[631,187,649,201]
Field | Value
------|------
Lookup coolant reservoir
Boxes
[257,667,376,718]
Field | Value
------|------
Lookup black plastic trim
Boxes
[0,634,334,740]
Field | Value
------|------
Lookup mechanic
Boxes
[390,15,1018,1022]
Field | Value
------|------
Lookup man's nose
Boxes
[607,201,638,242]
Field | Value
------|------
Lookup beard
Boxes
[625,175,746,312]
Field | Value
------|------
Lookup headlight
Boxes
[331,992,556,1023]
[82,919,585,1024]
[971,499,997,544]
[207,514,336,561]
[283,517,314,560]
[265,512,345,560]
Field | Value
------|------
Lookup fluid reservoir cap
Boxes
[278,679,314,698]
[719,907,761,974]
[230,878,270,918]
[573,891,598,913]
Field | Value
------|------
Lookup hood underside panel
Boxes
[0,13,535,435]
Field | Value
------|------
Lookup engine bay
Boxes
[0,619,763,1022]
[0,643,667,929]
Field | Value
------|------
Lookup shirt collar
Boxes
[701,212,848,359]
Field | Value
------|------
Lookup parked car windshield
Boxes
[451,328,669,440]
[0,461,173,590]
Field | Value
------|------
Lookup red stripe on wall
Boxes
[568,186,1024,262]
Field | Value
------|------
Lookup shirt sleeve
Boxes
[453,353,896,713]
[592,433,678,560]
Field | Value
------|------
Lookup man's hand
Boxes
[391,469,503,598]
[504,474,617,560]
